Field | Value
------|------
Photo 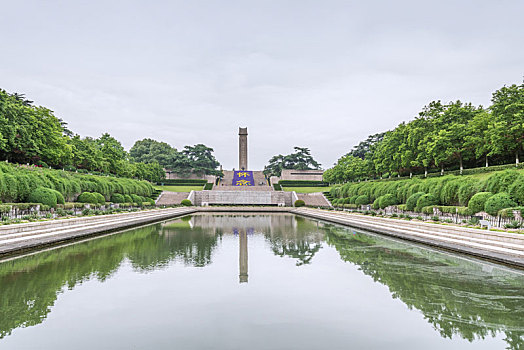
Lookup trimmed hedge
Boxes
[499,207,524,219]
[0,161,154,204]
[93,192,106,204]
[406,192,425,211]
[378,194,398,209]
[50,189,65,205]
[77,192,99,204]
[204,183,213,190]
[508,175,524,204]
[27,187,58,208]
[415,194,438,212]
[468,192,493,214]
[181,199,192,206]
[484,192,517,216]
[355,195,370,205]
[110,193,125,203]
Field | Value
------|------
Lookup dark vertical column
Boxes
[239,127,248,170]
[239,229,248,283]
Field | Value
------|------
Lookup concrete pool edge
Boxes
[291,208,524,269]
[0,207,198,258]
[1,206,523,268]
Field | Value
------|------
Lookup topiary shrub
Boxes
[349,195,359,204]
[372,198,380,210]
[355,195,369,205]
[508,175,524,205]
[378,194,398,209]
[294,199,305,207]
[468,192,493,214]
[485,170,520,193]
[110,193,125,203]
[28,187,58,208]
[484,192,517,216]
[94,192,106,204]
[77,192,98,204]
[344,197,352,204]
[458,179,478,206]
[180,199,192,206]
[415,194,438,212]
[406,192,425,211]
[50,189,65,205]
[131,194,143,205]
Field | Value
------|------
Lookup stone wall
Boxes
[271,169,324,184]
[191,190,294,206]
[164,170,216,183]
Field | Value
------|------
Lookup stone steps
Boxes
[297,193,331,207]
[156,192,189,205]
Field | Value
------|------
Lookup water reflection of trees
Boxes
[264,216,324,266]
[324,225,524,349]
[0,218,219,339]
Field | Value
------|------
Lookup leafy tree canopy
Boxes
[264,147,321,177]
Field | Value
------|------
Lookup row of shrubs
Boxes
[279,180,328,187]
[348,162,524,183]
[0,162,154,203]
[19,186,156,208]
[330,169,524,217]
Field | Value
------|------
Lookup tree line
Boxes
[0,89,221,182]
[263,147,321,177]
[324,81,524,183]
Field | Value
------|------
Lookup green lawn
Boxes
[154,185,203,193]
[283,187,331,194]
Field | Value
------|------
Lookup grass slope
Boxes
[154,185,203,193]
[283,187,332,193]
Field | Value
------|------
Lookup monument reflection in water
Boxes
[236,228,249,283]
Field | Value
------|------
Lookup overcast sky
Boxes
[1,1,523,170]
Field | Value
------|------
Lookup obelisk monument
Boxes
[239,127,248,170]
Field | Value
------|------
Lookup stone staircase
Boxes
[296,193,332,207]
[156,192,189,205]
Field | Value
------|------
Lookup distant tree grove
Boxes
[324,81,524,183]
[0,89,222,183]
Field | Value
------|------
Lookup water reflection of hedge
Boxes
[325,225,524,349]
[0,222,219,339]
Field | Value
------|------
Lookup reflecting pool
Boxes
[0,214,523,349]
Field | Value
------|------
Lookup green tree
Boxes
[129,138,179,168]
[180,144,221,176]
[489,82,524,165]
[264,147,321,177]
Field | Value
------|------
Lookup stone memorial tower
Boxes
[239,127,248,170]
